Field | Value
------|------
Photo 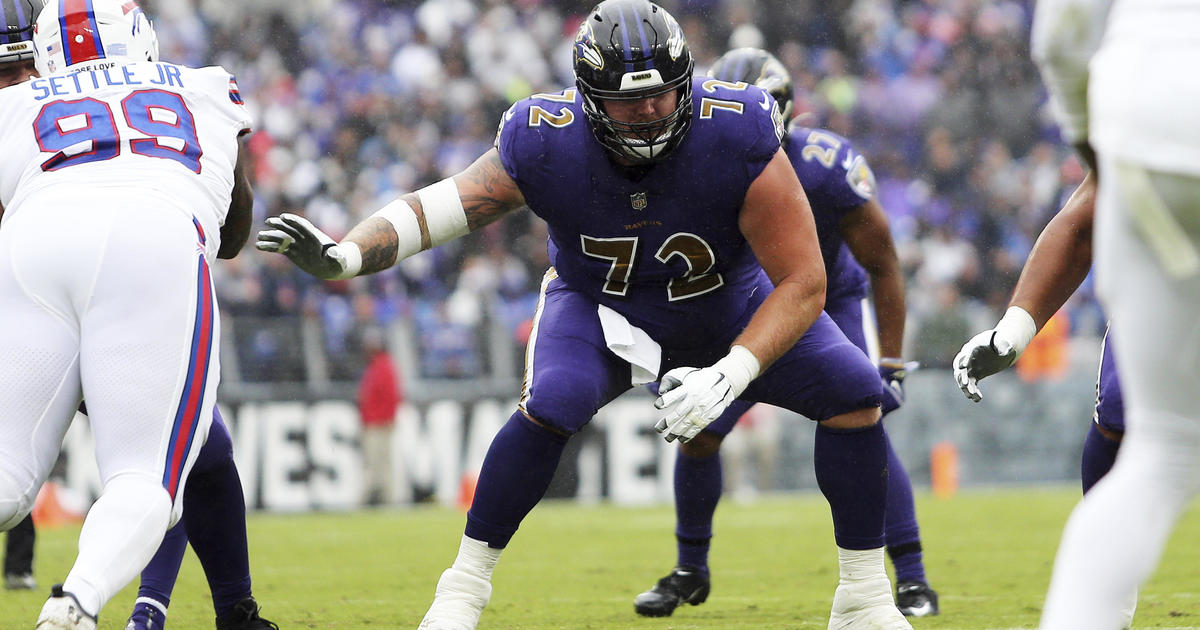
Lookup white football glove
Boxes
[953,306,1038,402]
[255,213,361,280]
[654,346,760,443]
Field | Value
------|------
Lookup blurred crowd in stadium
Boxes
[145,0,1097,385]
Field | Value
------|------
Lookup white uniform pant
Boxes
[0,196,217,530]
[1090,23,1200,447]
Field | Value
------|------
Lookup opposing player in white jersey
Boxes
[1032,1,1200,628]
[0,0,253,627]
[1,3,274,628]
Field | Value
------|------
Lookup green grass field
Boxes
[2,486,1198,629]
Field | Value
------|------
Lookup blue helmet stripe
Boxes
[85,0,103,58]
[633,4,653,70]
[57,0,70,65]
[616,4,633,72]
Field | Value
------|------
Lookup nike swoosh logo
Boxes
[760,92,771,111]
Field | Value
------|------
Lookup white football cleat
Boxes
[35,585,97,630]
[828,576,913,630]
[417,567,492,630]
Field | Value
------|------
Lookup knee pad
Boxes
[522,383,596,436]
[1121,409,1200,497]
[102,472,173,526]
[0,468,32,531]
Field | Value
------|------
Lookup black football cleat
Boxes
[896,580,940,617]
[634,566,711,617]
[215,597,279,630]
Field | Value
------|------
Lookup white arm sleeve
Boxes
[368,177,470,262]
[1031,0,1116,145]
[371,199,424,261]
[417,178,469,247]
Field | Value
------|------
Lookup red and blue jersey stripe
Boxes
[162,252,215,500]
[228,77,244,105]
[59,0,104,67]
[192,216,206,246]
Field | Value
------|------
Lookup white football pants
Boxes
[0,193,217,615]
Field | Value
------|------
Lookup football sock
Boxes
[815,421,887,550]
[837,546,889,582]
[3,513,35,575]
[1041,408,1200,629]
[882,434,925,584]
[180,414,252,618]
[63,472,171,616]
[465,412,568,548]
[1081,423,1121,494]
[135,521,187,608]
[674,451,721,573]
[451,535,501,580]
[130,597,169,624]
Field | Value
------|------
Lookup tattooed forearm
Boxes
[341,149,523,275]
[457,150,526,230]
[344,216,402,275]
[399,192,433,251]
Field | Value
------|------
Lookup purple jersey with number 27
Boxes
[785,125,877,305]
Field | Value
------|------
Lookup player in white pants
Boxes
[0,1,253,627]
[1033,1,1200,628]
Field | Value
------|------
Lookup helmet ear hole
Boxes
[573,0,695,164]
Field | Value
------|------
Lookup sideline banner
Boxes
[57,395,680,511]
[53,367,1103,511]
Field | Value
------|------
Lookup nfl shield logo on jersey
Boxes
[630,191,648,211]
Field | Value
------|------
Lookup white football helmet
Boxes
[33,0,158,75]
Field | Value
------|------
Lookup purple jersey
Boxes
[783,126,878,302]
[495,77,784,350]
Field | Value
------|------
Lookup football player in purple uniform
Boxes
[632,47,938,619]
[256,2,911,629]
[953,172,1137,626]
